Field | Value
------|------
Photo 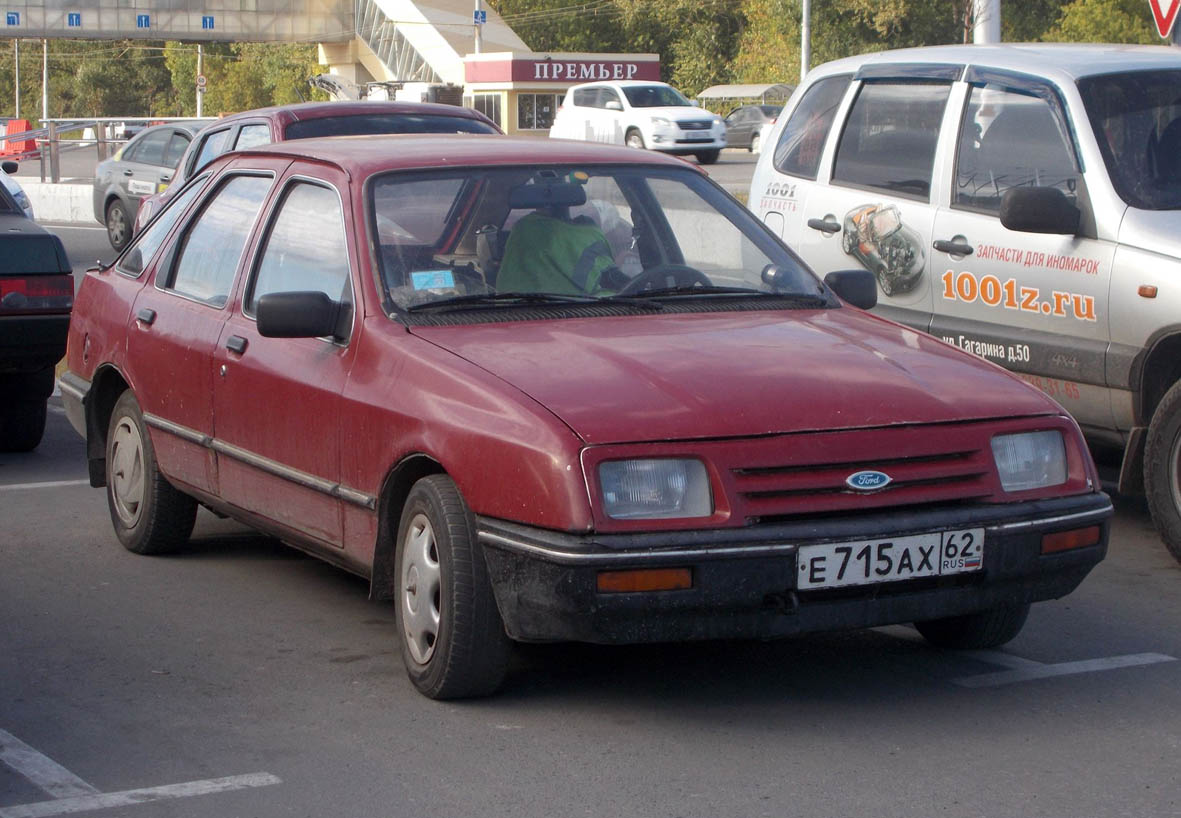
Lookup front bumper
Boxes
[478,493,1111,643]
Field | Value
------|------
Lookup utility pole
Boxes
[41,38,47,122]
[196,43,204,117]
[13,40,19,119]
[973,0,1001,43]
[474,0,482,53]
[801,0,811,81]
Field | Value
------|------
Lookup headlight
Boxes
[650,116,671,128]
[599,458,712,519]
[990,431,1067,492]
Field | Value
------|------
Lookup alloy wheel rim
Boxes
[108,207,126,246]
[400,513,442,665]
[109,415,145,527]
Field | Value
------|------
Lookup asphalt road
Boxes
[4,204,1178,818]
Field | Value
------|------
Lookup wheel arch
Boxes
[369,452,448,601]
[1117,328,1181,495]
[84,364,131,487]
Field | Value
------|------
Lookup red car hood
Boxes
[410,308,1060,445]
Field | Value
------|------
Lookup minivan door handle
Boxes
[933,239,974,256]
[225,335,248,355]
[807,217,842,235]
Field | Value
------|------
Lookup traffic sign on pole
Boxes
[196,74,207,89]
[1148,0,1180,39]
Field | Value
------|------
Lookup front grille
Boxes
[677,119,713,130]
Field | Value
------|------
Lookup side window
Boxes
[572,88,595,107]
[832,81,951,200]
[247,182,351,317]
[234,124,271,150]
[773,75,851,180]
[163,133,189,169]
[598,89,622,109]
[117,176,208,277]
[163,175,271,307]
[193,128,231,173]
[129,130,169,167]
[953,85,1080,215]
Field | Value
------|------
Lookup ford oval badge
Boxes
[846,470,892,492]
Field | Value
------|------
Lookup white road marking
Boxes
[0,480,90,491]
[0,773,283,818]
[0,730,98,799]
[952,652,1176,689]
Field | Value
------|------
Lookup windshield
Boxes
[284,114,499,139]
[1078,70,1181,210]
[369,164,821,313]
[622,85,693,108]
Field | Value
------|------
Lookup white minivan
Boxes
[549,80,726,163]
[749,43,1181,563]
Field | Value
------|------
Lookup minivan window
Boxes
[954,85,1080,215]
[622,85,691,108]
[284,114,498,139]
[832,81,951,200]
[773,75,851,180]
[1078,69,1181,210]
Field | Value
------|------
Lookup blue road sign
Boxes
[473,9,487,24]
[6,11,19,25]
[67,12,81,26]
[202,15,214,29]
[136,13,149,27]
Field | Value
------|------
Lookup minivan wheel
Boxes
[106,390,197,554]
[914,603,1030,649]
[105,199,131,250]
[1144,379,1181,563]
[696,150,720,165]
[625,129,645,150]
[394,475,511,699]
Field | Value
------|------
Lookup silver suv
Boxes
[749,44,1181,562]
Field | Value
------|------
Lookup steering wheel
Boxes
[616,263,712,295]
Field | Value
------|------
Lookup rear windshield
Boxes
[1078,70,1181,210]
[284,113,498,139]
[621,86,692,108]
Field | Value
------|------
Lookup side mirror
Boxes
[604,100,623,112]
[1,160,17,174]
[256,291,341,339]
[824,269,877,310]
[999,187,1080,235]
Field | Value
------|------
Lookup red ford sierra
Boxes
[61,135,1112,699]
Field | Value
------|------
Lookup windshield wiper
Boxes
[619,285,768,298]
[405,291,663,313]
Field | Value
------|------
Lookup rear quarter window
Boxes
[772,75,851,180]
[831,80,951,200]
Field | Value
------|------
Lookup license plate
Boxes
[797,529,984,590]
[683,134,711,141]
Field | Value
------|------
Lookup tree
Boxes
[1043,0,1161,42]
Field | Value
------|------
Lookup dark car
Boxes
[93,121,211,251]
[840,203,925,296]
[63,135,1110,699]
[723,104,782,152]
[1,206,72,452]
[131,101,503,235]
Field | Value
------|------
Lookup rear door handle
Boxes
[225,335,248,355]
[807,217,842,235]
[933,239,974,256]
[135,308,156,325]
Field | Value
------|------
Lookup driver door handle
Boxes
[807,217,841,235]
[225,335,248,355]
[933,239,974,256]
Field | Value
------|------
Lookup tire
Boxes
[914,602,1030,649]
[696,149,721,165]
[625,129,645,150]
[750,133,761,154]
[106,199,131,251]
[105,390,197,555]
[394,475,511,699]
[1144,379,1181,563]
[0,399,47,453]
[841,231,855,255]
[876,265,894,297]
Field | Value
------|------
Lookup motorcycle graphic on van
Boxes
[841,203,925,296]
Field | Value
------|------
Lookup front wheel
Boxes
[696,149,720,165]
[1144,379,1181,563]
[914,603,1030,649]
[625,129,645,150]
[395,475,510,699]
[875,265,894,297]
[106,390,197,554]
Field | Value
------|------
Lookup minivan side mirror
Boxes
[1,160,17,174]
[256,291,341,339]
[999,187,1080,236]
[604,100,623,112]
[823,269,877,310]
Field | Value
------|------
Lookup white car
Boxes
[1,161,34,219]
[549,80,726,164]
[749,43,1181,563]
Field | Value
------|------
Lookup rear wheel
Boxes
[914,603,1030,649]
[106,390,197,554]
[0,399,47,452]
[1144,379,1181,563]
[105,199,131,251]
[625,128,645,150]
[696,149,720,165]
[395,475,510,699]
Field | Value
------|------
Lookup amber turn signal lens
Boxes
[596,568,692,593]
[1139,285,1158,299]
[1041,525,1101,554]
